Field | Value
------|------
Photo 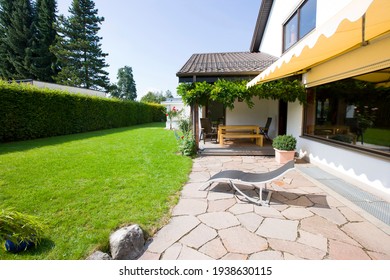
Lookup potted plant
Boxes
[0,208,46,253]
[272,134,297,164]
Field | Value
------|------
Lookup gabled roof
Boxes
[176,51,278,78]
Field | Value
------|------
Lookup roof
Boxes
[176,52,278,78]
[161,98,184,105]
[250,0,274,52]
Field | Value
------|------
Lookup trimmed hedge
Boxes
[0,81,166,142]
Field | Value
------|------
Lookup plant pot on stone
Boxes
[272,135,297,164]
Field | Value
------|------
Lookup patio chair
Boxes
[200,160,295,206]
[260,117,272,141]
[200,118,217,143]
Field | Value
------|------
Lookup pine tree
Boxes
[52,0,109,90]
[30,0,57,82]
[6,0,34,79]
[0,0,14,79]
[111,66,137,100]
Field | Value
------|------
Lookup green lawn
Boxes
[0,123,193,259]
[364,128,390,147]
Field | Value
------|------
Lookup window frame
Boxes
[302,84,390,160]
[283,0,317,53]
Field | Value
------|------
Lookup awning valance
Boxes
[247,0,390,87]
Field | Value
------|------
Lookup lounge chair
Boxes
[200,160,295,206]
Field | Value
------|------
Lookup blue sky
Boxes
[57,0,262,99]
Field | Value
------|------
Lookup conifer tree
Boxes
[111,66,137,100]
[52,0,109,90]
[30,0,57,82]
[0,0,15,79]
[6,0,34,79]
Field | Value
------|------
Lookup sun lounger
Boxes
[200,160,295,206]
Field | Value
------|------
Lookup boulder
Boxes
[87,251,112,260]
[109,224,145,260]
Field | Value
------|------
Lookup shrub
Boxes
[0,81,165,142]
[0,208,46,250]
[272,134,297,151]
[177,117,196,157]
[178,131,197,157]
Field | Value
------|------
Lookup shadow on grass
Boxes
[3,238,56,259]
[0,122,165,156]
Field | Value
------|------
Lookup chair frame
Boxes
[200,160,295,206]
[260,117,272,141]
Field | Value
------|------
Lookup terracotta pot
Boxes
[274,149,295,164]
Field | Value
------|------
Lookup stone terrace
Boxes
[140,156,390,260]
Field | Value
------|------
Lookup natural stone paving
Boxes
[140,156,390,260]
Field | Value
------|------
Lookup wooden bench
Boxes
[221,133,264,147]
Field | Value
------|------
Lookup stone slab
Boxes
[342,221,390,255]
[172,199,208,216]
[147,216,200,254]
[219,226,268,254]
[199,238,227,259]
[256,218,298,241]
[198,212,240,230]
[268,238,326,260]
[328,240,370,260]
[180,223,217,249]
[237,212,264,233]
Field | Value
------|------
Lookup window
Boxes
[283,0,317,52]
[303,77,390,157]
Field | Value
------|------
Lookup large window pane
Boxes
[304,78,390,156]
[300,0,317,39]
[284,13,298,51]
[283,0,317,52]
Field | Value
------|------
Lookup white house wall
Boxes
[260,0,355,58]
[299,138,390,195]
[259,0,389,195]
[286,101,303,137]
[226,98,279,139]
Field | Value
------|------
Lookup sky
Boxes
[57,0,262,100]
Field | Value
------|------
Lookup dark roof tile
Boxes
[177,52,278,76]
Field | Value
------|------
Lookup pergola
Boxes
[176,52,277,147]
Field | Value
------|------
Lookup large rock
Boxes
[109,224,145,260]
[87,251,112,260]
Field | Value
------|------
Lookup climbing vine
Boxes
[177,78,306,109]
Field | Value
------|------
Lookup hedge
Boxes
[0,81,166,142]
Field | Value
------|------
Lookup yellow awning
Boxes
[248,0,390,87]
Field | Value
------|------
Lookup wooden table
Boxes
[218,125,263,146]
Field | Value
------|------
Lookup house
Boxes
[248,0,390,194]
[177,51,279,140]
[161,97,190,130]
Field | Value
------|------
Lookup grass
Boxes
[364,128,390,147]
[0,123,193,259]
